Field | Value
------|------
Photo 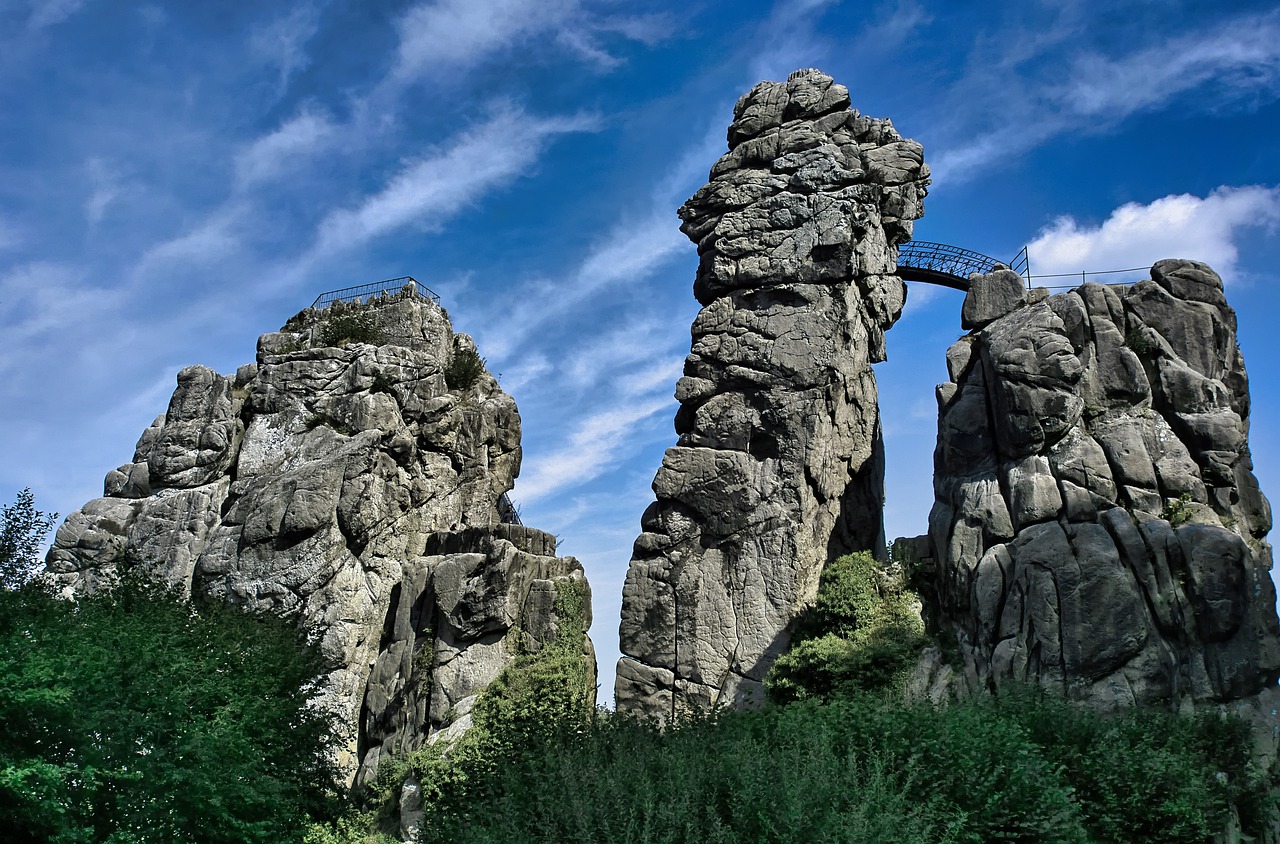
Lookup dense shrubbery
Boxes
[5,489,1272,844]
[0,568,341,843]
[767,551,927,703]
[395,690,1273,844]
[318,312,383,347]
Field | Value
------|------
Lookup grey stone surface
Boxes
[355,527,593,787]
[961,268,1026,330]
[928,263,1280,707]
[46,290,593,779]
[616,68,929,721]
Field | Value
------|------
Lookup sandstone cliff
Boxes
[45,286,594,780]
[615,69,929,719]
[922,261,1280,712]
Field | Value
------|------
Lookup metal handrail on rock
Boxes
[310,277,440,309]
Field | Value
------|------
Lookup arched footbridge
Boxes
[895,241,1028,291]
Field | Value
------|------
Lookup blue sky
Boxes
[4,0,1280,705]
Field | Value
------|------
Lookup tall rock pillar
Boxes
[615,69,929,719]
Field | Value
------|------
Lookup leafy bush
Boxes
[315,578,596,842]
[0,488,56,590]
[318,312,382,347]
[767,551,927,703]
[380,689,1273,844]
[0,575,340,843]
[444,347,487,390]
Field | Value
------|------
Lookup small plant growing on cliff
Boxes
[445,347,486,390]
[1162,492,1195,527]
[318,312,382,347]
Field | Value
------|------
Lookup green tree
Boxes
[0,488,57,589]
[767,551,927,703]
[0,574,341,843]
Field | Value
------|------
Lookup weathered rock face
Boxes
[926,260,1280,707]
[615,69,929,720]
[46,288,594,777]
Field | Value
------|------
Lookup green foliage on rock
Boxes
[0,573,340,843]
[309,577,594,842]
[1161,491,1195,527]
[0,488,56,590]
[318,312,382,347]
[767,551,927,703]
[444,347,487,390]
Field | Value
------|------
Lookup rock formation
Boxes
[923,260,1280,708]
[615,69,929,719]
[45,286,594,780]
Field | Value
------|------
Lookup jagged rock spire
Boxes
[615,69,930,719]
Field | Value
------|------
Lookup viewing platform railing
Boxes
[310,277,440,309]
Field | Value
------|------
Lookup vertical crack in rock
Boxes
[615,69,929,720]
[45,288,595,781]
[925,261,1280,710]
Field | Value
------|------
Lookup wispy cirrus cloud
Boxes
[25,0,88,30]
[391,0,579,83]
[233,107,336,188]
[389,0,670,84]
[1026,186,1280,281]
[311,104,599,258]
[515,397,674,504]
[247,2,322,94]
[932,9,1280,182]
[469,209,687,361]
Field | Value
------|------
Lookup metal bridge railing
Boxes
[899,241,1154,291]
[897,241,1003,280]
[310,276,440,309]
[497,493,523,527]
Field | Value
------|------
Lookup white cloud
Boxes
[83,158,123,225]
[26,0,87,30]
[1025,186,1280,282]
[514,397,673,504]
[933,10,1280,182]
[496,352,552,395]
[560,320,684,391]
[0,217,21,251]
[248,3,321,94]
[574,212,686,295]
[619,356,684,396]
[234,107,335,188]
[1061,25,1280,118]
[134,210,242,277]
[390,0,581,83]
[473,210,686,360]
[312,105,598,257]
[0,261,120,355]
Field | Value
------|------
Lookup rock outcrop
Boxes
[615,69,929,720]
[45,287,594,779]
[925,261,1280,707]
